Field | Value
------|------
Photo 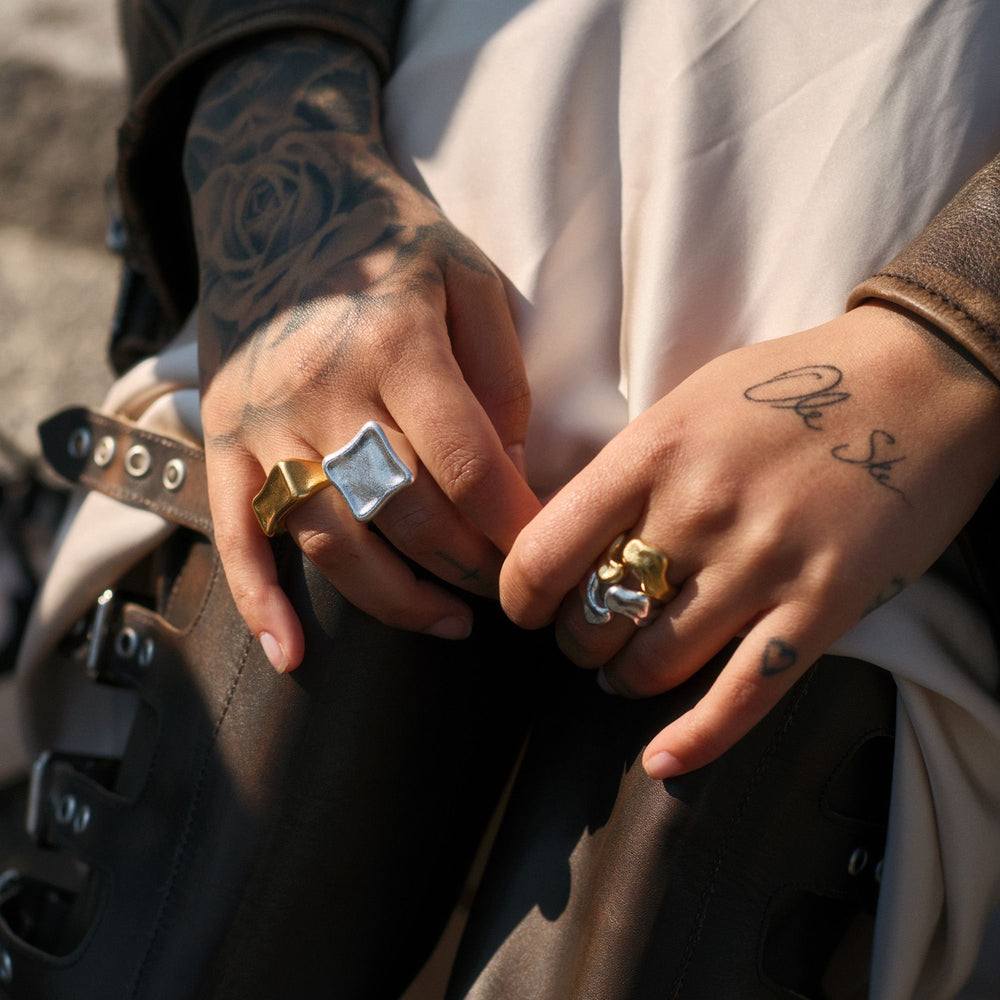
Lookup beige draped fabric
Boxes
[383,1,1000,995]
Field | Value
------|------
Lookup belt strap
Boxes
[39,406,212,536]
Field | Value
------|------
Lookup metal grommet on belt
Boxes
[93,435,116,467]
[55,794,77,826]
[124,444,152,478]
[67,426,92,459]
[162,457,186,491]
[114,627,139,659]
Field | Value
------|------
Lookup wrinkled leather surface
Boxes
[448,651,895,1000]
[121,0,401,99]
[0,524,538,999]
[5,409,899,999]
[40,407,212,535]
[848,152,1000,386]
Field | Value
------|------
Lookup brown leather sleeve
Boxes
[847,152,1000,385]
[114,0,404,346]
[120,0,402,98]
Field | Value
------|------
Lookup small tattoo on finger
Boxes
[761,638,798,676]
[436,551,481,583]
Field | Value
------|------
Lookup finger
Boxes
[552,580,639,669]
[598,561,761,695]
[381,337,541,553]
[287,486,475,639]
[374,472,503,598]
[500,465,650,629]
[444,264,531,471]
[207,444,307,673]
[312,414,504,596]
[640,608,827,779]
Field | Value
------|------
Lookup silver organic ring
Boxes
[583,571,613,625]
[584,571,660,627]
[322,421,415,522]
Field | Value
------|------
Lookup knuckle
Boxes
[379,501,437,543]
[226,579,270,622]
[554,609,625,669]
[502,533,559,611]
[614,649,669,697]
[296,526,353,570]
[555,624,607,669]
[504,531,547,588]
[437,446,495,505]
[494,369,532,427]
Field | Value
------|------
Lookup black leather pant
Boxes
[0,527,894,1000]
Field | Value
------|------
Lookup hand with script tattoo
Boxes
[501,302,1000,776]
[184,34,540,671]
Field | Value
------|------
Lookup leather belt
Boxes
[39,406,212,536]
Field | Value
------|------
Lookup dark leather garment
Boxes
[849,153,1000,386]
[847,151,1000,661]
[121,0,401,99]
[448,652,894,1000]
[2,411,895,999]
[0,501,538,997]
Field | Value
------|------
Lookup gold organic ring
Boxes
[253,459,329,537]
[583,534,677,627]
[619,537,676,603]
[596,534,675,602]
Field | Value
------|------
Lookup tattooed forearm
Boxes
[183,37,389,358]
[743,366,849,429]
[761,638,797,676]
[183,34,483,374]
[831,431,907,497]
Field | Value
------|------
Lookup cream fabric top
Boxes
[15,3,1000,996]
[383,2,1000,996]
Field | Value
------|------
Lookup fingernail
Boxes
[259,631,288,673]
[596,669,619,696]
[426,616,473,640]
[644,750,684,780]
[505,443,528,479]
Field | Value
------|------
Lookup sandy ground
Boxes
[0,0,125,473]
[0,0,125,792]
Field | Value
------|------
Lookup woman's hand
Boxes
[500,303,1000,777]
[184,34,540,672]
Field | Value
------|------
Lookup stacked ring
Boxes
[583,535,676,627]
[252,421,415,537]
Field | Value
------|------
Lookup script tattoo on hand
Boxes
[831,431,907,497]
[744,364,907,498]
[743,366,850,429]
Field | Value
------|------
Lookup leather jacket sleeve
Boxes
[848,151,1000,655]
[847,151,1000,386]
[115,0,404,346]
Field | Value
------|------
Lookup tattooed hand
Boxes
[184,34,540,671]
[500,302,1000,776]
